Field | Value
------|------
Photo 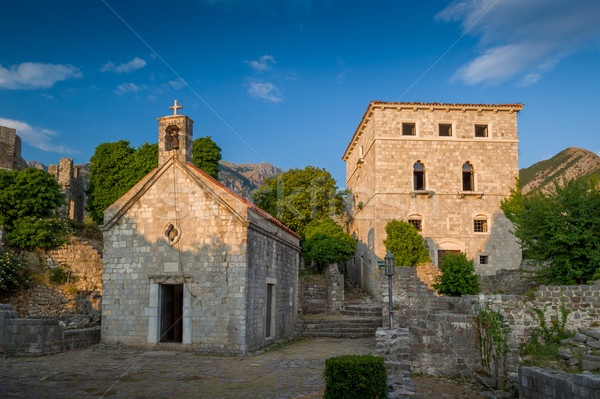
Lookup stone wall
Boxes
[0,238,102,324]
[383,267,600,378]
[0,304,100,356]
[519,367,600,399]
[326,263,344,312]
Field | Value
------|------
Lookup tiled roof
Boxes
[187,163,300,239]
[342,101,524,160]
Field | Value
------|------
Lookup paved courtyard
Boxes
[0,337,487,398]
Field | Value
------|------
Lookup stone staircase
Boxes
[299,305,383,338]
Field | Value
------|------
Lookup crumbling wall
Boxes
[48,158,86,222]
[0,126,27,171]
[519,367,600,399]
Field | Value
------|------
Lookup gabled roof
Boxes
[186,163,299,238]
[102,157,299,239]
[342,101,524,161]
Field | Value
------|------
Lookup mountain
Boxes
[27,160,47,171]
[218,161,282,198]
[520,147,600,193]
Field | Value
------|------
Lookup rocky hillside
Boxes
[218,161,282,198]
[520,147,600,193]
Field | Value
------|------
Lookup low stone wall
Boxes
[0,304,100,356]
[519,367,600,399]
[382,267,600,379]
[479,268,538,295]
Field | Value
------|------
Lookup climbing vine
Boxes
[474,304,510,388]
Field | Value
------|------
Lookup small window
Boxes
[408,219,422,231]
[475,124,488,137]
[402,122,416,136]
[413,161,425,191]
[462,162,474,191]
[479,255,489,265]
[474,218,488,233]
[439,124,452,137]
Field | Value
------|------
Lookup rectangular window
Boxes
[402,123,416,136]
[474,219,488,233]
[479,255,489,265]
[475,124,488,137]
[439,124,452,137]
[408,219,422,231]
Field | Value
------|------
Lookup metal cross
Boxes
[169,100,183,115]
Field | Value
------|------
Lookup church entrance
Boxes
[159,284,183,343]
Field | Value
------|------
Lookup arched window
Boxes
[462,162,474,191]
[408,215,422,231]
[413,161,425,191]
[473,215,488,233]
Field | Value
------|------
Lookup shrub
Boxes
[302,217,356,272]
[383,220,430,267]
[0,249,31,292]
[433,253,479,296]
[324,354,387,399]
[49,264,77,285]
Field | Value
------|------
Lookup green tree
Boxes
[432,253,480,296]
[193,136,222,180]
[253,166,345,235]
[0,249,31,291]
[501,176,600,284]
[87,141,158,224]
[0,168,67,249]
[383,220,431,267]
[302,217,356,272]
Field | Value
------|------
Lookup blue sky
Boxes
[1,0,600,189]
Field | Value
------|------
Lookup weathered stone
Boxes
[578,327,600,340]
[587,339,600,349]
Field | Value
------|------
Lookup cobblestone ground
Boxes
[0,338,489,398]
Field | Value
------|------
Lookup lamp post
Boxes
[384,250,395,330]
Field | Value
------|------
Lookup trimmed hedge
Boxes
[324,354,388,399]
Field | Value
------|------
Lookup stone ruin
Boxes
[0,126,86,223]
[0,126,27,172]
[47,158,86,223]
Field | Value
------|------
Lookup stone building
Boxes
[343,101,523,298]
[101,102,301,353]
[0,126,28,171]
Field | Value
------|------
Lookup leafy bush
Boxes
[0,249,31,291]
[383,220,430,267]
[302,217,356,272]
[524,291,572,355]
[0,168,68,249]
[501,176,600,284]
[68,218,102,241]
[475,305,510,388]
[324,354,387,399]
[433,253,479,296]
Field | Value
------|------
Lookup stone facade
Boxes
[343,101,524,298]
[0,126,27,172]
[101,106,300,353]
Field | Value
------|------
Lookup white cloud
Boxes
[101,57,147,74]
[0,62,81,90]
[0,118,77,153]
[115,83,141,95]
[247,80,282,103]
[437,0,600,85]
[246,55,276,71]
[168,78,186,90]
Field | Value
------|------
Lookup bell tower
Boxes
[157,100,194,165]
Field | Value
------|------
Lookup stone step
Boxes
[302,318,382,326]
[385,360,411,373]
[302,324,381,331]
[301,331,376,338]
[340,309,382,317]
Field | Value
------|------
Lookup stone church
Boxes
[343,101,523,298]
[101,102,301,353]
